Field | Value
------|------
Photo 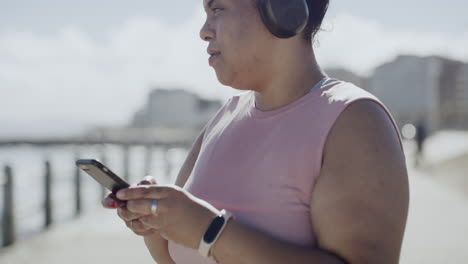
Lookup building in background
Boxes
[88,56,467,141]
[369,55,440,132]
[131,88,222,130]
[85,88,222,143]
[369,55,468,133]
[325,68,369,91]
[438,58,468,130]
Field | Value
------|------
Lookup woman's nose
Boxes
[200,19,215,42]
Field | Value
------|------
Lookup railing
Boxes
[2,165,14,247]
[0,138,192,248]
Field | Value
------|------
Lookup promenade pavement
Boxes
[0,209,155,264]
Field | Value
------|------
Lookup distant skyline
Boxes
[0,1,467,137]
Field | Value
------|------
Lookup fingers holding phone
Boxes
[118,205,156,236]
[76,159,154,209]
[76,159,162,236]
[102,176,157,209]
[102,192,125,210]
[121,176,161,236]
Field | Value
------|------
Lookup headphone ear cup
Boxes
[258,0,309,39]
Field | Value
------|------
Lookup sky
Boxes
[0,0,467,137]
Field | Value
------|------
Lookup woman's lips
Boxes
[209,52,221,66]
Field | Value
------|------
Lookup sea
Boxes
[0,144,187,242]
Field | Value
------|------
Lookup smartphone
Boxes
[75,159,130,195]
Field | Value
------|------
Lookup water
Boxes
[0,145,187,242]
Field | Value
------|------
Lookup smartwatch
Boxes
[198,209,233,257]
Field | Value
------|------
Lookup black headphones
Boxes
[258,0,309,39]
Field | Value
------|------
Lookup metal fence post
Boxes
[44,160,53,228]
[2,165,15,247]
[163,147,172,179]
[122,144,130,182]
[74,154,82,217]
[144,144,153,176]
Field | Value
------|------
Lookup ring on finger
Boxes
[151,200,158,215]
[130,220,134,229]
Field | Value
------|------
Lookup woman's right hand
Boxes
[103,176,176,264]
[102,176,161,237]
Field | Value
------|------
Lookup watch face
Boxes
[203,216,225,243]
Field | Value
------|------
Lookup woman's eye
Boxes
[212,8,223,14]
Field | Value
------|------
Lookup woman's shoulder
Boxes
[320,80,379,105]
[319,80,404,151]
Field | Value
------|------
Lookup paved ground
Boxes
[1,134,468,264]
[0,209,155,264]
[400,166,468,263]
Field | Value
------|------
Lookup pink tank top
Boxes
[168,79,403,263]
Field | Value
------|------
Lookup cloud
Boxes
[0,7,234,137]
[316,13,468,76]
[0,9,467,137]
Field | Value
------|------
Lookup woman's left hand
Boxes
[116,185,221,249]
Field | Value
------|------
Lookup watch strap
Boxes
[198,209,233,257]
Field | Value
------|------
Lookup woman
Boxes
[103,0,409,263]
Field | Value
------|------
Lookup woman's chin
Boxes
[215,74,252,92]
[214,70,231,86]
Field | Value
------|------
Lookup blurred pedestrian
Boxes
[414,121,427,167]
[103,1,409,263]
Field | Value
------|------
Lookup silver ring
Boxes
[151,200,158,215]
[130,220,134,229]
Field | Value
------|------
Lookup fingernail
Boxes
[116,190,125,199]
[144,175,153,181]
[109,200,117,208]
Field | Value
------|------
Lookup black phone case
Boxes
[75,159,130,195]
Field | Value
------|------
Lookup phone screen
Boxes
[76,159,130,194]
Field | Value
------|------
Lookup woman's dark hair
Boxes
[303,0,330,41]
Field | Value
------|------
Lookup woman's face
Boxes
[200,0,277,90]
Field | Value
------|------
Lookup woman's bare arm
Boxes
[143,128,206,264]
[310,100,409,264]
[210,100,409,264]
[174,128,206,188]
